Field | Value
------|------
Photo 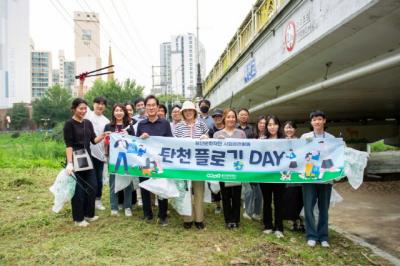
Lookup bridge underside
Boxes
[209,0,400,123]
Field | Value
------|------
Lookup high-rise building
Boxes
[52,69,60,85]
[0,0,30,109]
[31,51,52,99]
[74,11,101,96]
[58,49,75,92]
[63,61,76,93]
[159,42,171,94]
[158,33,206,99]
[58,50,65,86]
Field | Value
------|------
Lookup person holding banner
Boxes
[300,110,334,248]
[136,95,173,226]
[282,121,305,233]
[243,116,265,221]
[63,98,109,227]
[260,115,285,238]
[174,101,209,230]
[104,104,135,217]
[214,109,246,229]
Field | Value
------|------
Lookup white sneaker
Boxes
[263,229,273,234]
[74,220,89,227]
[95,200,106,211]
[274,231,284,239]
[307,240,316,247]
[84,216,99,222]
[321,241,330,248]
[111,210,119,216]
[252,214,262,221]
[243,212,252,220]
[125,208,132,217]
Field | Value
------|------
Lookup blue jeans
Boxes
[243,183,262,216]
[115,152,128,173]
[302,183,332,242]
[109,174,132,211]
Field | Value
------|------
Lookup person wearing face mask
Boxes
[198,99,214,130]
[85,96,110,211]
[133,97,146,132]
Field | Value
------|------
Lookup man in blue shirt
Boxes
[137,95,173,226]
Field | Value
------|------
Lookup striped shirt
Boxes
[174,119,209,139]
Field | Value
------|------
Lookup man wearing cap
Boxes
[198,99,214,130]
[174,100,209,229]
[208,108,224,138]
[85,96,110,211]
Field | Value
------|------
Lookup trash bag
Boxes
[114,174,134,193]
[344,147,369,190]
[103,162,109,186]
[204,182,212,203]
[139,178,179,199]
[207,181,220,194]
[170,180,192,216]
[49,169,76,213]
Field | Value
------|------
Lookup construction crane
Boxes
[75,65,114,97]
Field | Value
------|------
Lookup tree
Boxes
[32,85,73,128]
[84,79,144,118]
[7,103,29,130]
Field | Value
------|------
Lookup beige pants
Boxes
[184,181,205,222]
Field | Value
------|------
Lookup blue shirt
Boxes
[136,117,173,137]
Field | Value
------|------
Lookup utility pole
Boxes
[196,0,203,98]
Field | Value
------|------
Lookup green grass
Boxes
[0,133,392,265]
[370,140,399,152]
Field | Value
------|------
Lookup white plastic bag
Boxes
[170,180,192,216]
[114,174,134,193]
[49,169,76,213]
[207,181,220,194]
[139,178,179,199]
[103,162,109,186]
[344,147,369,190]
[203,182,212,203]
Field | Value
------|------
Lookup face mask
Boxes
[137,108,145,115]
[200,106,209,113]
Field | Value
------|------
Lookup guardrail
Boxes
[203,0,289,96]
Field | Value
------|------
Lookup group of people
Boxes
[63,94,334,248]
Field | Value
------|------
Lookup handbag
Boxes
[72,120,93,172]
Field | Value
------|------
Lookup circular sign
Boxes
[285,21,296,52]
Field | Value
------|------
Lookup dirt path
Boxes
[330,180,400,258]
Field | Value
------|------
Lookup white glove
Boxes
[66,163,74,176]
[199,134,209,140]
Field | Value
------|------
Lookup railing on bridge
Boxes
[203,0,288,96]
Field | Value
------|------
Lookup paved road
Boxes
[330,180,400,258]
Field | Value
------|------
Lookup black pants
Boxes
[91,157,104,199]
[260,183,285,232]
[220,182,242,224]
[72,169,97,222]
[139,177,168,219]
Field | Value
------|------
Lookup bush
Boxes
[49,122,65,142]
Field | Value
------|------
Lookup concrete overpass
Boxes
[203,0,400,145]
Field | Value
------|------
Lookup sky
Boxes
[30,0,255,93]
